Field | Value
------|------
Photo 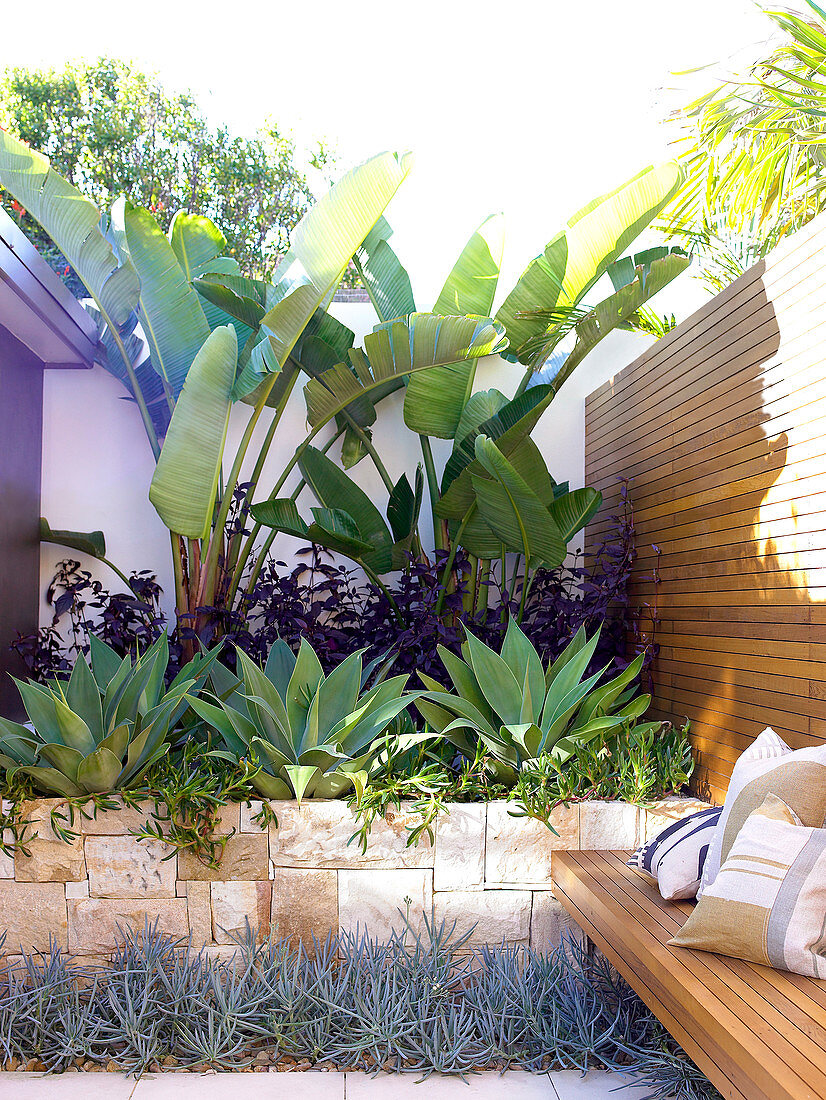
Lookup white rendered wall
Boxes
[39,304,651,626]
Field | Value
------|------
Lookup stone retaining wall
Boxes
[0,796,707,961]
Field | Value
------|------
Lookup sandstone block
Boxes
[211,881,272,944]
[579,801,640,850]
[338,868,432,938]
[0,839,13,880]
[79,798,163,835]
[179,881,212,944]
[529,892,582,950]
[85,835,177,898]
[0,881,67,951]
[434,804,485,891]
[239,800,264,832]
[485,802,578,886]
[178,831,268,881]
[643,797,711,842]
[270,867,338,946]
[433,889,531,948]
[269,800,433,868]
[67,898,188,954]
[14,800,86,882]
[65,879,89,899]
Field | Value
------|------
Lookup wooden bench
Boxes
[552,849,826,1100]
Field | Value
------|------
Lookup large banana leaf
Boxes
[113,199,212,400]
[39,519,106,561]
[304,313,507,431]
[537,248,690,391]
[404,215,506,439]
[353,216,416,322]
[149,326,238,538]
[169,211,226,278]
[0,129,139,329]
[234,152,412,402]
[298,446,394,573]
[472,437,567,567]
[495,162,682,365]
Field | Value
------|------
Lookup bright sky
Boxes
[0,0,775,310]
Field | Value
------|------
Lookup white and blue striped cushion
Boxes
[627,806,722,901]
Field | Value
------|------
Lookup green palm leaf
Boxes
[353,215,416,322]
[234,151,412,401]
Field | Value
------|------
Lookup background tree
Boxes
[0,57,329,288]
[664,1,826,291]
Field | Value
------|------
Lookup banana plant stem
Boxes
[434,503,476,616]
[228,426,346,607]
[341,412,396,494]
[518,564,534,623]
[419,435,444,552]
[224,369,299,579]
[197,374,279,612]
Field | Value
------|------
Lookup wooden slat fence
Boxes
[584,215,826,802]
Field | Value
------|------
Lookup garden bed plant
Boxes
[0,920,719,1099]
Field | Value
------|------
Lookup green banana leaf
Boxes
[353,215,416,322]
[149,326,238,538]
[495,162,682,365]
[113,199,211,400]
[304,313,507,431]
[546,487,603,542]
[404,214,506,439]
[0,129,139,329]
[234,151,412,401]
[39,519,106,560]
[471,436,567,567]
[541,249,691,390]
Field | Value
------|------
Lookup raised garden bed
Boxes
[0,796,707,962]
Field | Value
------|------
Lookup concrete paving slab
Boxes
[131,1071,345,1098]
[552,1069,671,1098]
[345,1070,558,1097]
[0,1073,137,1099]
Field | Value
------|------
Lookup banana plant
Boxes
[0,635,221,796]
[231,163,685,620]
[188,641,424,802]
[415,619,650,780]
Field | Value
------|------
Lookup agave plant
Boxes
[189,641,423,801]
[0,635,220,797]
[415,619,649,778]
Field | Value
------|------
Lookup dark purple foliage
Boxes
[14,479,652,686]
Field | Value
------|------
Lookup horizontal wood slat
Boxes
[551,851,826,1100]
[584,222,826,794]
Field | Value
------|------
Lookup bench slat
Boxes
[553,849,826,1100]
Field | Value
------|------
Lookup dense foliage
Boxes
[666,1,826,291]
[0,922,719,1096]
[0,57,324,284]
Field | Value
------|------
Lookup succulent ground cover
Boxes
[0,922,719,1099]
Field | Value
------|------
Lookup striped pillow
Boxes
[698,727,826,896]
[627,806,722,900]
[670,795,826,979]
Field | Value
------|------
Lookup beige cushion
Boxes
[698,727,826,896]
[671,795,826,978]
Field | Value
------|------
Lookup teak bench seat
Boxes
[552,849,826,1100]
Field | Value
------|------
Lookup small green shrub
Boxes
[417,619,650,779]
[190,640,424,801]
[0,636,220,797]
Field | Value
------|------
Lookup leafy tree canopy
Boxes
[0,57,330,288]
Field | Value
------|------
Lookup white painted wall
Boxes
[39,304,651,626]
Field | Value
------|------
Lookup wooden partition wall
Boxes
[584,215,826,803]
